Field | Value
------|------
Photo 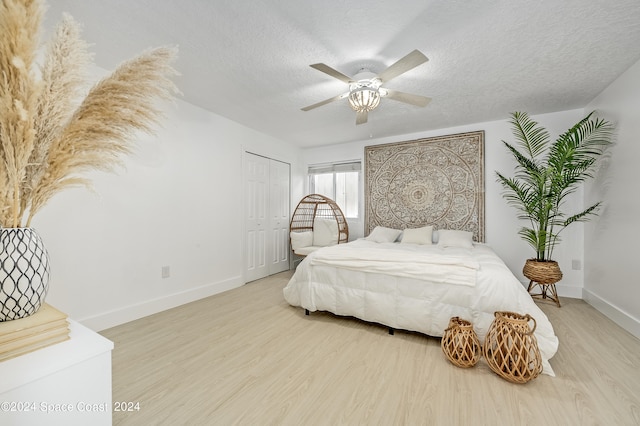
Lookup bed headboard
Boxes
[364,131,485,242]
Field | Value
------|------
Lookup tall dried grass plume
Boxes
[0,0,179,227]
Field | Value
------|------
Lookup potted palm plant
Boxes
[0,0,178,321]
[496,111,614,301]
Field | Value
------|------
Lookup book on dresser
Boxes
[0,304,70,362]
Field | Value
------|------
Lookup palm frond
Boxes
[517,227,548,260]
[502,140,543,181]
[508,111,550,160]
[563,202,601,227]
[496,172,535,214]
[547,111,613,177]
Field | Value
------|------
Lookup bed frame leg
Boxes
[388,327,395,335]
[305,309,309,316]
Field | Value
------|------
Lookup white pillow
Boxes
[366,226,402,243]
[400,226,433,245]
[290,231,314,251]
[437,229,474,249]
[313,218,339,247]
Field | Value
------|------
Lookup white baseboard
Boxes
[556,284,583,299]
[582,289,640,340]
[78,276,243,332]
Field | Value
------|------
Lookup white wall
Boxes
[302,109,587,297]
[583,59,640,338]
[34,95,302,331]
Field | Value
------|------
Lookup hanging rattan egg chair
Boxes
[289,194,349,256]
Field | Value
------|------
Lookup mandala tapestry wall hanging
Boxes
[365,131,485,242]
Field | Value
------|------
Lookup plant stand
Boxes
[527,280,561,307]
[523,259,562,308]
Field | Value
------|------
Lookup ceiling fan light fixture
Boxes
[348,87,381,112]
[348,76,382,112]
[302,50,430,122]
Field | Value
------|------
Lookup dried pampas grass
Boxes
[0,0,179,227]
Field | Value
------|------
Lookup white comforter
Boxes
[310,244,479,287]
[283,239,559,375]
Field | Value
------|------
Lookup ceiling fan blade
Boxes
[301,93,348,111]
[377,50,428,83]
[310,63,354,84]
[383,89,431,107]
[355,110,368,125]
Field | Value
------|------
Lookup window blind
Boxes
[307,161,361,175]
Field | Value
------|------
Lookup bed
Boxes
[283,227,559,375]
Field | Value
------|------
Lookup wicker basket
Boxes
[441,317,481,368]
[483,311,542,384]
[523,259,562,284]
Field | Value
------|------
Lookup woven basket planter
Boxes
[523,259,562,284]
[483,311,542,384]
[441,316,481,368]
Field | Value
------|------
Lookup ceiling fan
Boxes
[301,49,431,125]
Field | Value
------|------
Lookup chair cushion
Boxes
[290,231,314,251]
[293,246,323,256]
[313,218,339,247]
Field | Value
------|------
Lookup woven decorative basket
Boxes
[483,311,542,384]
[441,317,481,368]
[523,259,562,284]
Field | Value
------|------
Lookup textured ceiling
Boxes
[42,0,640,148]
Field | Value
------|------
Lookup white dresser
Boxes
[0,320,113,426]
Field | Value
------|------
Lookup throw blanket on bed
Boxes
[309,244,479,286]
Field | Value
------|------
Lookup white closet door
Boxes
[269,159,290,275]
[245,153,269,282]
[244,153,290,282]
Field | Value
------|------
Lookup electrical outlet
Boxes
[571,259,581,270]
[161,266,170,278]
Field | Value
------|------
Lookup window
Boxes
[308,161,361,219]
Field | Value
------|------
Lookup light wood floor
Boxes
[100,271,640,425]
